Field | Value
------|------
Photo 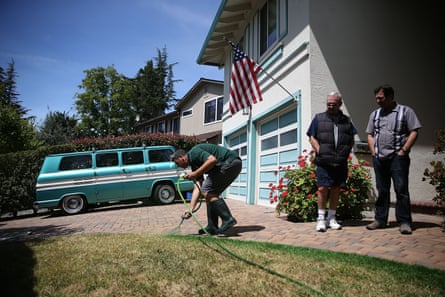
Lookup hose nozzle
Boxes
[182,211,192,219]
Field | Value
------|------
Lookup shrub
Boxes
[270,150,372,222]
[422,129,445,231]
[423,129,445,207]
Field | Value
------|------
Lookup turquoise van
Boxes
[34,145,194,215]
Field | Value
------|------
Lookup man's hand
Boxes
[181,171,198,180]
[182,211,192,219]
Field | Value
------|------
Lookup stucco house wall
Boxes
[198,0,444,206]
[308,0,445,203]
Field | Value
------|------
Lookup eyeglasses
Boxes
[327,103,339,107]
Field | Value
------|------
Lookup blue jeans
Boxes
[372,155,412,225]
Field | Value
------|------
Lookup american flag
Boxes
[227,40,263,115]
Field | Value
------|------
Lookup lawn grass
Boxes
[1,233,444,297]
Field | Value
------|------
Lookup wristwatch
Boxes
[401,147,410,153]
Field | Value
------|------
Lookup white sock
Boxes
[318,209,326,220]
[327,209,336,221]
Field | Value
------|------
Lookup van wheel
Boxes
[154,184,176,204]
[61,195,85,215]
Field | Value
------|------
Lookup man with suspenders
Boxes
[366,84,422,234]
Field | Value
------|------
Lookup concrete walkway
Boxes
[0,199,444,271]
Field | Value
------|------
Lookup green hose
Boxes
[176,177,325,296]
[176,177,207,232]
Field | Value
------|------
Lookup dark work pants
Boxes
[372,155,412,225]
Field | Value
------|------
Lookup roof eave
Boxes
[197,0,253,67]
[197,0,228,67]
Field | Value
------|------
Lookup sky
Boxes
[0,0,223,125]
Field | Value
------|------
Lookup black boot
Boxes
[211,199,237,234]
[198,203,218,235]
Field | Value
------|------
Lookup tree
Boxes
[74,47,180,136]
[133,60,165,120]
[37,111,78,145]
[0,61,39,153]
[74,66,133,137]
[0,60,28,116]
[154,46,181,111]
[133,47,181,122]
[0,102,39,153]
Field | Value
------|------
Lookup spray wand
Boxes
[167,173,204,234]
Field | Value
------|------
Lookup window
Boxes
[149,149,173,163]
[204,96,223,124]
[242,0,287,60]
[260,109,298,151]
[229,132,248,157]
[261,135,278,150]
[260,0,278,55]
[157,121,165,133]
[122,151,144,165]
[172,117,179,134]
[166,117,179,134]
[96,153,118,167]
[182,109,192,117]
[280,129,298,146]
[59,155,92,170]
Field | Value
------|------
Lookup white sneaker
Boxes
[327,218,342,230]
[316,219,327,232]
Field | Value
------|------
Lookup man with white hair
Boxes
[307,91,357,232]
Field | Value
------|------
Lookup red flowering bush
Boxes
[269,150,372,222]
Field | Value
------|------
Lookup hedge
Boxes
[0,133,199,216]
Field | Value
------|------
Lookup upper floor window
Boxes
[182,109,192,117]
[204,96,223,124]
[260,0,277,55]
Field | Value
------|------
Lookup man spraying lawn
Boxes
[171,144,241,235]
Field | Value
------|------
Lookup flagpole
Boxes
[245,105,253,205]
[258,68,298,102]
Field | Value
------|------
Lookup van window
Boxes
[96,153,118,167]
[149,149,172,163]
[122,151,144,165]
[59,155,92,170]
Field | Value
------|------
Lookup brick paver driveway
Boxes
[1,199,444,271]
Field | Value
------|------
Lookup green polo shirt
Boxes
[188,144,239,172]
